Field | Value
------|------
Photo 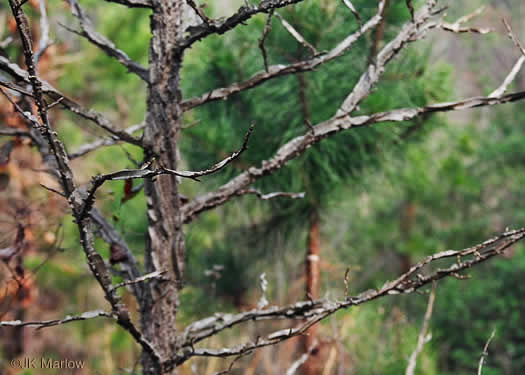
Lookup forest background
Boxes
[1,0,525,374]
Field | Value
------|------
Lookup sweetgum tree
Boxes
[1,0,525,374]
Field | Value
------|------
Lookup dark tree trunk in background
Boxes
[140,1,186,374]
[399,200,416,273]
[369,0,389,63]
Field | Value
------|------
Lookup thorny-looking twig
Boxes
[4,0,525,372]
[180,0,308,49]
[439,6,491,35]
[185,0,212,26]
[79,124,254,219]
[182,89,525,223]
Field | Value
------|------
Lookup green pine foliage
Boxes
[181,1,450,215]
[180,0,451,311]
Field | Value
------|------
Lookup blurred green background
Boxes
[1,0,525,374]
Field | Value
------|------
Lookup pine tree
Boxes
[181,1,450,370]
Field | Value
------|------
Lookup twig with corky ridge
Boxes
[78,124,254,220]
[7,0,160,366]
[181,0,525,223]
[166,227,524,367]
[181,89,525,223]
[336,0,440,116]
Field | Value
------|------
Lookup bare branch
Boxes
[236,188,305,201]
[341,0,361,26]
[69,122,145,159]
[337,0,441,116]
[65,0,149,82]
[489,19,525,97]
[180,0,308,50]
[0,310,114,329]
[259,9,275,73]
[212,350,253,375]
[170,227,525,367]
[406,284,436,375]
[477,329,496,375]
[79,124,254,220]
[0,57,144,147]
[0,127,31,137]
[7,0,159,365]
[104,0,151,8]
[182,87,525,223]
[34,0,52,66]
[274,12,317,55]
[182,1,386,111]
[7,0,75,196]
[0,37,13,48]
[109,271,167,293]
[185,0,212,25]
[89,208,145,297]
[503,18,525,56]
[285,340,318,375]
[439,7,491,35]
[0,79,34,98]
[490,56,525,97]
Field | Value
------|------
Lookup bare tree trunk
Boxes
[140,2,186,374]
[399,200,416,273]
[369,0,390,63]
[303,211,321,375]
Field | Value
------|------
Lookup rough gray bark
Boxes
[140,1,186,374]
[3,1,525,374]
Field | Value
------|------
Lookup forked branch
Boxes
[169,227,525,366]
